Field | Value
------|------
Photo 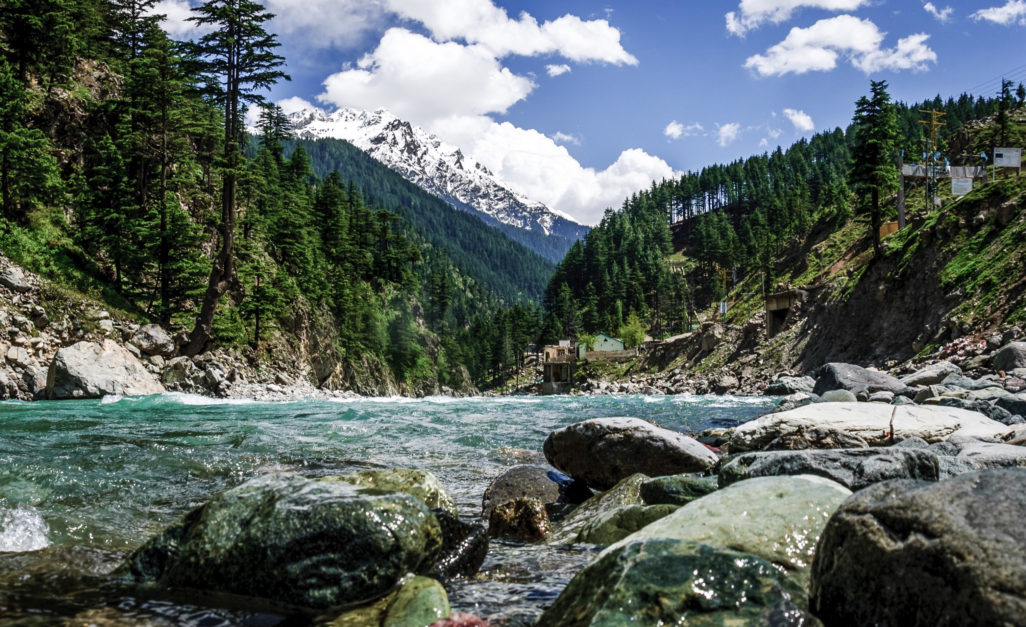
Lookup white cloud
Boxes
[318,28,535,123]
[664,121,685,140]
[383,0,637,64]
[431,115,674,225]
[923,2,953,22]
[265,0,387,50]
[768,127,783,138]
[725,0,869,36]
[149,0,202,38]
[717,123,742,146]
[547,64,572,77]
[276,96,317,115]
[550,131,580,145]
[783,108,815,132]
[971,1,1026,25]
[744,15,936,76]
[759,138,770,147]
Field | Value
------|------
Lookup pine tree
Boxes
[850,80,899,256]
[183,0,288,355]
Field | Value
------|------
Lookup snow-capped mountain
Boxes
[284,107,588,262]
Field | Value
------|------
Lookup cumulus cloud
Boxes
[383,0,637,64]
[717,123,742,146]
[318,29,535,123]
[547,64,572,77]
[783,108,815,132]
[971,1,1026,25]
[276,96,317,115]
[923,2,953,22]
[744,15,936,76]
[725,0,869,36]
[148,0,204,38]
[264,0,387,49]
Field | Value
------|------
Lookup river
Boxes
[0,393,776,625]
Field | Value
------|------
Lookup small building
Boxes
[542,342,576,395]
[765,289,805,337]
[577,333,625,358]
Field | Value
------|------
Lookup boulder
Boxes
[326,575,450,627]
[948,438,1026,471]
[47,340,164,399]
[924,396,1018,425]
[994,341,1026,372]
[424,509,488,582]
[428,613,489,627]
[820,389,857,403]
[995,393,1026,418]
[719,448,941,491]
[487,498,551,542]
[900,361,962,387]
[334,469,457,517]
[546,474,647,545]
[161,357,208,393]
[0,265,31,293]
[639,475,717,506]
[128,473,442,610]
[536,539,814,627]
[765,375,816,396]
[813,363,906,396]
[543,417,718,490]
[481,465,561,518]
[606,475,850,589]
[575,504,678,546]
[810,469,1026,626]
[728,402,1010,452]
[130,324,176,357]
[761,425,870,451]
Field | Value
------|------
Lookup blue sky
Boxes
[158,0,1026,225]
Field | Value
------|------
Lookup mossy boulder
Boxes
[128,473,443,611]
[605,474,851,589]
[545,473,647,545]
[639,474,717,506]
[575,504,678,545]
[334,469,457,517]
[326,576,451,627]
[535,539,816,626]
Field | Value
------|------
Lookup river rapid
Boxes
[0,393,775,625]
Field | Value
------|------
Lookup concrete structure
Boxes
[766,290,805,338]
[542,343,576,394]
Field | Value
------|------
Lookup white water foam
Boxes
[0,504,50,552]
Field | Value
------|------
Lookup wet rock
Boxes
[994,341,1026,372]
[130,324,176,357]
[487,498,551,542]
[575,504,678,545]
[334,468,457,517]
[762,425,870,451]
[900,361,962,387]
[719,448,941,491]
[428,613,489,627]
[326,576,450,627]
[543,417,718,490]
[608,475,850,588]
[765,375,816,396]
[546,474,647,545]
[536,539,815,627]
[728,402,1010,452]
[47,340,165,399]
[810,469,1026,626]
[481,465,560,519]
[425,509,488,581]
[639,475,717,506]
[128,473,442,611]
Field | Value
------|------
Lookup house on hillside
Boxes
[541,342,576,394]
[577,333,625,358]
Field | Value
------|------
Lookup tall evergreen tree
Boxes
[850,80,899,255]
[182,0,288,355]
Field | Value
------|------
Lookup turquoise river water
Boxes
[0,393,776,625]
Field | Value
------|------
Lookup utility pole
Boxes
[919,109,946,209]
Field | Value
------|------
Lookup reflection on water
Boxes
[0,393,774,625]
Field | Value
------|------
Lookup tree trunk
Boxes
[158,114,170,325]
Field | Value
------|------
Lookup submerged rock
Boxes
[546,473,647,545]
[811,469,1026,626]
[487,498,551,542]
[47,340,165,399]
[127,473,442,611]
[536,539,815,627]
[334,468,457,517]
[481,465,561,518]
[326,576,450,627]
[543,417,717,490]
[606,474,850,589]
[728,402,1010,451]
[575,504,678,545]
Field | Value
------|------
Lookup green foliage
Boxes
[850,80,900,254]
[618,312,646,349]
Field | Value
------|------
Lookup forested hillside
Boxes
[0,0,547,393]
[541,83,1022,344]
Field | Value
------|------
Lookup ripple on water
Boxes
[0,503,50,552]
